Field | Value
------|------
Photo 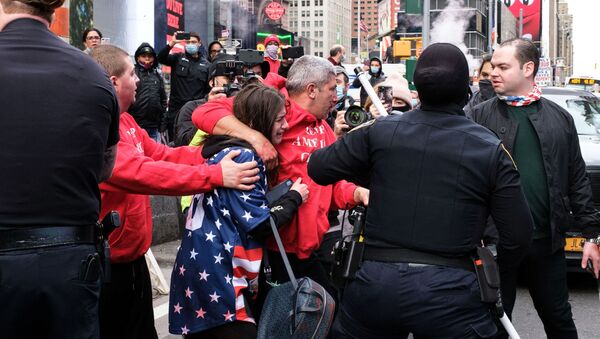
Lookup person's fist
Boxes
[290,177,309,203]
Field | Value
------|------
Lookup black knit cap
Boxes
[414,43,470,106]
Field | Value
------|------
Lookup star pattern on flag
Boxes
[169,147,270,334]
[195,308,206,319]
[199,269,210,281]
[214,252,224,264]
[223,310,234,321]
[242,211,253,222]
[209,291,221,303]
[205,231,216,242]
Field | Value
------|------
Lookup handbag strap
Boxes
[268,217,298,289]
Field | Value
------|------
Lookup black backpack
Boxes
[257,218,335,338]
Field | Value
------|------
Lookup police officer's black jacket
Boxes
[129,44,167,129]
[308,103,533,270]
[157,45,209,117]
[468,97,600,248]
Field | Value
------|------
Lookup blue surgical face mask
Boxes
[370,66,380,74]
[411,98,419,107]
[185,44,199,55]
[336,85,345,100]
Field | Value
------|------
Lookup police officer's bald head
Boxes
[413,43,470,107]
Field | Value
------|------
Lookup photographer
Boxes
[308,43,533,338]
[174,53,240,147]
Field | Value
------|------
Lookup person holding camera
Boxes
[158,31,210,142]
[1,2,119,338]
[169,83,309,339]
[174,53,242,147]
[307,43,533,338]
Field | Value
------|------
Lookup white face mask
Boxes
[265,45,279,59]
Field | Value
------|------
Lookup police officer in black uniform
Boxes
[0,1,120,338]
[308,43,533,338]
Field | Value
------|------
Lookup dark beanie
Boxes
[413,43,470,106]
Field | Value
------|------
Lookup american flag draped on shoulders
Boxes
[169,146,270,335]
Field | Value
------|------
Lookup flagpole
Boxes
[357,0,361,63]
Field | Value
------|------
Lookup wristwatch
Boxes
[581,237,600,246]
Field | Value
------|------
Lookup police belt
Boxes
[362,246,475,272]
[0,225,96,252]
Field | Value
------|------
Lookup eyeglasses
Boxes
[87,36,101,41]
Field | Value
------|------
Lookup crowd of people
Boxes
[2,1,600,339]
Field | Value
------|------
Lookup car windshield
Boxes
[543,94,600,135]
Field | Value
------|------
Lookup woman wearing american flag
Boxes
[169,83,308,338]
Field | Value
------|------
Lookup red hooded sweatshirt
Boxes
[192,89,357,259]
[100,113,223,263]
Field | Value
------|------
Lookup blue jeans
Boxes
[332,261,497,338]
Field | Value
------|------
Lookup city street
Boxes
[150,240,600,339]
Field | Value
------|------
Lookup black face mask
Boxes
[392,105,411,113]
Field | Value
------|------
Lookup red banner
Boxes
[507,0,541,42]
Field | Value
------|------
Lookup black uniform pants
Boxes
[0,244,101,339]
[500,237,577,339]
[99,255,158,339]
[332,261,498,338]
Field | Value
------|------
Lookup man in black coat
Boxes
[308,43,533,338]
[468,38,600,338]
[129,43,167,142]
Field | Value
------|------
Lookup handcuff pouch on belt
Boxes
[331,205,367,289]
[472,246,500,304]
[95,211,120,283]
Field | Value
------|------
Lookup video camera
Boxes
[213,60,244,97]
[343,67,389,129]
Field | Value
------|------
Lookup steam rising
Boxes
[430,0,478,73]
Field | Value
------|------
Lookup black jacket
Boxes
[468,97,600,249]
[308,103,533,270]
[157,45,210,118]
[129,44,167,129]
[174,99,205,147]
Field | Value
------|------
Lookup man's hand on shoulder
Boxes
[219,150,260,190]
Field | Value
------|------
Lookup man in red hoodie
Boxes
[192,55,369,299]
[90,45,260,339]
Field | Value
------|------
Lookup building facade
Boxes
[287,0,352,58]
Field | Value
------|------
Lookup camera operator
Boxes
[174,53,240,147]
[308,43,533,338]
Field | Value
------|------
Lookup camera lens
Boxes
[344,105,371,128]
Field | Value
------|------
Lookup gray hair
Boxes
[286,55,335,96]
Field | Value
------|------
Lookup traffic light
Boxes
[393,40,411,57]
